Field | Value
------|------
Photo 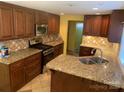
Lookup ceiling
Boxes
[4,1,124,15]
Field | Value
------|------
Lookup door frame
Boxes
[67,20,83,54]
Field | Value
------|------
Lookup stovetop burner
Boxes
[29,43,52,50]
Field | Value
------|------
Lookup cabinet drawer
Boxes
[24,53,41,65]
[10,60,25,71]
[25,60,41,82]
[25,60,41,73]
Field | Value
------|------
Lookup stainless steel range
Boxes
[29,39,54,73]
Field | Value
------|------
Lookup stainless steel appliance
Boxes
[36,24,48,36]
[29,39,54,73]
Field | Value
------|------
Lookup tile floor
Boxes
[17,72,51,92]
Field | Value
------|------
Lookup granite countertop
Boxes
[44,40,64,46]
[0,48,42,65]
[46,54,124,89]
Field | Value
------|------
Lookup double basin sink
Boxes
[79,56,109,65]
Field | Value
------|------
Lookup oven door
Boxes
[43,52,54,65]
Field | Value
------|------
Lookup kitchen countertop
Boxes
[46,54,124,89]
[44,40,63,46]
[0,48,42,65]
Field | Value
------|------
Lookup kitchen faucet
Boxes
[91,48,103,63]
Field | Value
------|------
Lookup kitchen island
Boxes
[46,54,124,92]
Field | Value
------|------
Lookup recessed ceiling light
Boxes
[60,12,64,15]
[96,13,101,15]
[93,8,98,10]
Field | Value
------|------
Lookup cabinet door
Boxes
[35,11,48,24]
[48,14,60,34]
[13,7,25,38]
[58,43,63,55]
[79,46,96,56]
[100,15,110,37]
[48,14,56,34]
[39,11,48,24]
[10,60,25,91]
[0,5,13,40]
[24,53,41,83]
[108,10,124,43]
[25,10,35,37]
[83,15,93,35]
[92,16,101,36]
[55,15,60,33]
[54,43,63,58]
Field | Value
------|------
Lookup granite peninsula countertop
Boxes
[46,54,124,89]
[0,48,42,65]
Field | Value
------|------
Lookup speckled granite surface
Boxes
[46,54,124,89]
[44,40,63,46]
[0,48,42,65]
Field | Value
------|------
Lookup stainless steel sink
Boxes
[79,57,109,65]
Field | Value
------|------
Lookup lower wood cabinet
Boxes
[53,43,63,58]
[51,70,120,92]
[24,53,41,83]
[10,61,25,91]
[0,52,42,92]
[79,46,96,56]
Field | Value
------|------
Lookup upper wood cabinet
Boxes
[83,15,110,37]
[48,13,60,34]
[13,7,26,38]
[13,7,35,38]
[108,10,124,43]
[101,15,110,37]
[92,16,102,36]
[35,10,48,24]
[0,5,14,40]
[83,16,93,35]
[0,2,60,41]
[35,11,60,34]
[25,9,35,37]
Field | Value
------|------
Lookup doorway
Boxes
[67,21,83,56]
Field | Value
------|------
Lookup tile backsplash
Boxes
[81,36,119,56]
[0,33,61,52]
[0,38,29,52]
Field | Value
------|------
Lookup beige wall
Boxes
[59,15,84,54]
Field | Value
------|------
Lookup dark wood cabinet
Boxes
[79,46,96,56]
[0,5,13,40]
[83,16,93,35]
[92,16,101,36]
[10,60,25,91]
[51,70,120,92]
[48,14,60,34]
[0,2,60,41]
[0,52,42,92]
[108,10,124,43]
[101,15,110,37]
[83,15,110,37]
[35,10,48,24]
[13,7,26,38]
[35,11,60,34]
[25,9,35,37]
[54,43,63,58]
[24,53,41,83]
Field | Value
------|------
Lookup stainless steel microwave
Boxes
[36,24,48,36]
